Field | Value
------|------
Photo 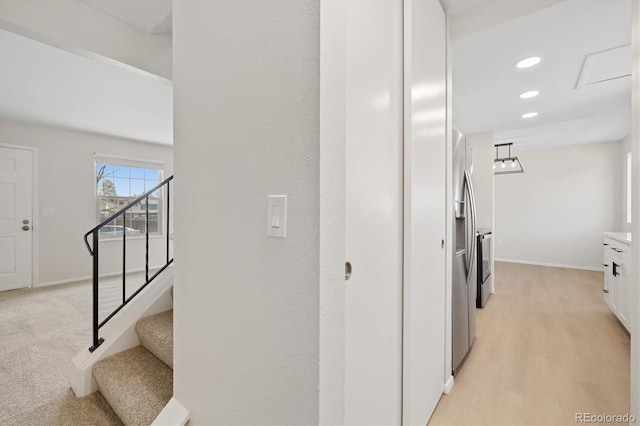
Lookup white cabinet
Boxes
[603,233,632,332]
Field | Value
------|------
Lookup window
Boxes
[95,155,164,237]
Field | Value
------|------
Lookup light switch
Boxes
[267,195,287,238]
[42,208,55,217]
[271,206,280,228]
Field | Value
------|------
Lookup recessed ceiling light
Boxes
[521,112,538,119]
[515,56,541,69]
[519,90,539,99]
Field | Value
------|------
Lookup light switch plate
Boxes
[42,208,55,217]
[267,195,287,238]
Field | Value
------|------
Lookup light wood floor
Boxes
[430,262,630,425]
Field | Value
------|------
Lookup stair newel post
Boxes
[89,230,103,352]
[166,181,170,265]
[122,220,126,305]
[145,196,149,283]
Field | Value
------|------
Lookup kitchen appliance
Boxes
[476,229,492,308]
[452,129,477,375]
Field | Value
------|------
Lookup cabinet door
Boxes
[609,263,619,316]
[618,264,630,329]
[603,263,610,304]
[602,238,611,304]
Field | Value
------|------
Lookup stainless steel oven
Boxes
[476,229,492,308]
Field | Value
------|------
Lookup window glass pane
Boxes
[129,167,145,179]
[130,179,145,197]
[112,177,129,197]
[99,179,117,197]
[96,158,163,237]
[98,164,117,179]
[112,165,130,179]
[145,169,160,180]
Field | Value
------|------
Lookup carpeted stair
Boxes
[92,310,173,425]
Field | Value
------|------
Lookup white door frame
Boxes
[630,0,640,418]
[0,142,38,288]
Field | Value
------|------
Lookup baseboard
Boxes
[443,375,454,394]
[494,258,602,272]
[152,397,190,426]
[36,266,165,288]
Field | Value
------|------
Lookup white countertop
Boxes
[604,232,632,245]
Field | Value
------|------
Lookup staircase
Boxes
[92,310,173,425]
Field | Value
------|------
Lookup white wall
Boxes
[468,131,494,229]
[494,141,622,270]
[0,0,172,79]
[0,118,173,286]
[172,1,321,423]
[468,131,494,294]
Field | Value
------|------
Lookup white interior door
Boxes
[402,1,447,423]
[345,1,404,424]
[0,146,33,290]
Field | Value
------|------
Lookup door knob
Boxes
[22,225,30,231]
[345,262,352,281]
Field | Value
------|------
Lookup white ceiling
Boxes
[0,29,173,145]
[441,0,493,16]
[0,0,631,151]
[80,0,172,34]
[452,0,632,150]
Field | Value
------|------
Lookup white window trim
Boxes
[94,153,166,240]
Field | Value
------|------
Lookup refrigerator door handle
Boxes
[464,170,477,285]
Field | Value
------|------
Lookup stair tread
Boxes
[93,345,172,426]
[135,310,173,369]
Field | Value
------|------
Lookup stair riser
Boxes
[135,310,173,369]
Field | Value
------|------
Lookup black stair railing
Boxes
[84,175,174,352]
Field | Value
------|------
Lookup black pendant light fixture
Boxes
[494,143,524,175]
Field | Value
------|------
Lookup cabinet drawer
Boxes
[603,237,613,261]
[607,242,630,266]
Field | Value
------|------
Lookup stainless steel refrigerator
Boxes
[452,129,477,375]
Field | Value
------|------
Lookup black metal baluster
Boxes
[166,182,170,264]
[145,196,149,283]
[122,220,126,305]
[89,231,103,352]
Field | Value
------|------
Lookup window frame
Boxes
[94,153,165,240]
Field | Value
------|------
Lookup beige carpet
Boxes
[3,389,121,426]
[93,345,172,425]
[0,273,150,424]
[430,262,630,425]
